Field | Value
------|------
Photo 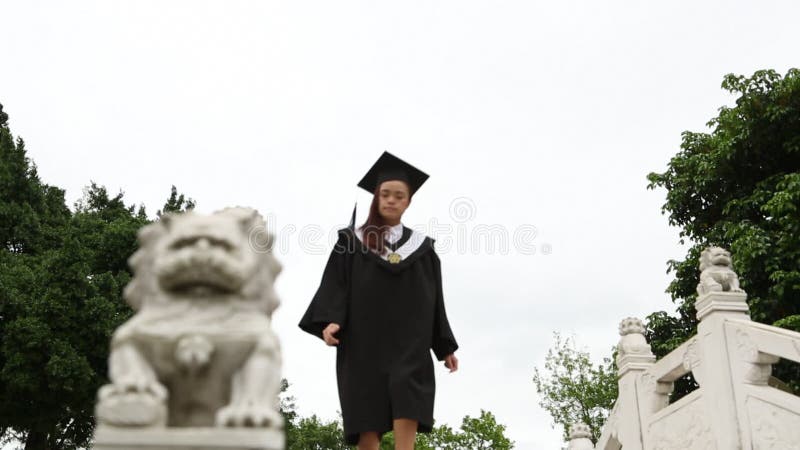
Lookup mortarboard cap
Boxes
[357,151,429,195]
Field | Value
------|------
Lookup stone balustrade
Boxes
[565,247,800,450]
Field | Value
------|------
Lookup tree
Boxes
[532,333,618,443]
[435,410,514,450]
[281,379,348,450]
[380,410,513,449]
[0,103,70,256]
[157,185,195,217]
[290,416,351,450]
[281,379,349,450]
[646,68,800,399]
[0,102,196,449]
[280,379,514,449]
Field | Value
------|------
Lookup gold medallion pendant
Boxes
[387,252,403,264]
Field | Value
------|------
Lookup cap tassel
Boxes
[349,202,357,230]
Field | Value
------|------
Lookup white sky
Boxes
[2,1,799,448]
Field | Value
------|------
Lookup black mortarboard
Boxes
[357,151,429,195]
[349,151,429,230]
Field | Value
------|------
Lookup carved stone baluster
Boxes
[611,318,656,450]
[695,246,751,450]
[567,423,595,450]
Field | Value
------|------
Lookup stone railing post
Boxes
[595,318,656,450]
[691,246,753,449]
[567,423,594,450]
[616,318,656,450]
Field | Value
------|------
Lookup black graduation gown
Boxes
[299,226,459,445]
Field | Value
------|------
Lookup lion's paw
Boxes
[96,378,168,427]
[215,403,284,429]
[99,374,168,401]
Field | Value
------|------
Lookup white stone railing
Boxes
[566,247,800,450]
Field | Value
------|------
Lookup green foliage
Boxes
[381,410,513,449]
[0,103,8,126]
[281,379,349,450]
[281,380,513,449]
[0,109,70,256]
[280,378,298,431]
[290,416,350,450]
[647,68,800,399]
[439,410,514,450]
[532,333,618,443]
[157,185,196,217]
[0,102,195,449]
[773,314,800,332]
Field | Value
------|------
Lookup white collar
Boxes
[387,222,403,243]
[387,225,427,260]
[354,223,427,261]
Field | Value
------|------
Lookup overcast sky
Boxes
[2,1,799,448]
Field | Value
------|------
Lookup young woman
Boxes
[299,152,459,450]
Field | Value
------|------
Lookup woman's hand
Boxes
[444,353,458,373]
[322,323,341,346]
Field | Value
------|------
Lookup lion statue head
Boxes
[122,206,281,316]
[699,246,732,272]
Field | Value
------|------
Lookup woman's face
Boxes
[378,180,410,223]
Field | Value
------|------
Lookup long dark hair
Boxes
[358,181,412,255]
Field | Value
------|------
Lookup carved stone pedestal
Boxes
[93,426,284,450]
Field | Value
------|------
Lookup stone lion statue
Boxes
[697,246,744,295]
[95,207,284,430]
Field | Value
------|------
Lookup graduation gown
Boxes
[299,225,458,445]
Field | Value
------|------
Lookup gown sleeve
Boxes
[298,230,352,340]
[430,246,459,361]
